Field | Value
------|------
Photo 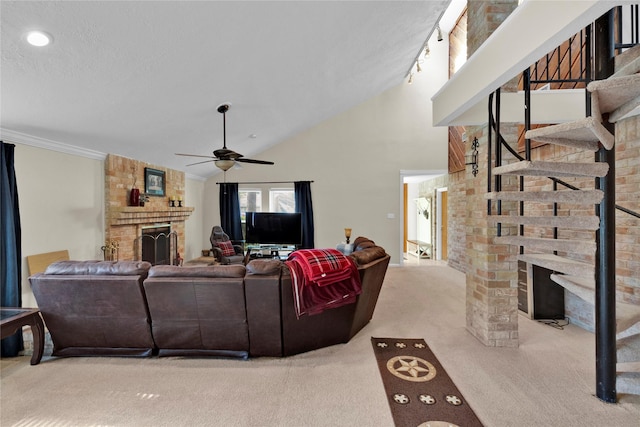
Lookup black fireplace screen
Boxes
[135,226,178,265]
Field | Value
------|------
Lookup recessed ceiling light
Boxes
[26,31,52,47]
[249,134,257,139]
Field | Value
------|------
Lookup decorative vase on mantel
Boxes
[129,187,140,207]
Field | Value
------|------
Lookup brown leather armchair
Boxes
[210,225,245,264]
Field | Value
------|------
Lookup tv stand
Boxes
[246,244,297,261]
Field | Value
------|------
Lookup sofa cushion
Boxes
[148,264,246,278]
[350,246,387,266]
[216,241,236,256]
[44,260,151,276]
[246,259,281,275]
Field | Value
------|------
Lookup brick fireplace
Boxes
[104,154,194,261]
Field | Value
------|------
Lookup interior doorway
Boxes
[400,171,446,266]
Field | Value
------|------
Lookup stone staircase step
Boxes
[618,333,640,364]
[524,117,607,151]
[496,236,595,255]
[549,274,596,304]
[493,160,609,178]
[485,189,603,204]
[617,371,640,396]
[521,254,594,278]
[550,274,640,338]
[617,305,640,340]
[490,215,600,230]
[588,74,640,123]
[611,53,640,78]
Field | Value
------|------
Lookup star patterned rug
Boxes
[371,337,483,427]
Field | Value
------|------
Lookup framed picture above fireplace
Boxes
[144,168,165,197]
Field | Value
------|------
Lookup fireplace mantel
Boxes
[110,207,194,226]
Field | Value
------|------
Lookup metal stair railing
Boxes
[486,7,640,403]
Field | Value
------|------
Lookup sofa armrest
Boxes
[349,253,390,338]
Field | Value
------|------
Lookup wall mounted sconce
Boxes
[466,137,479,177]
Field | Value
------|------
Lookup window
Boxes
[269,189,295,213]
[239,189,261,222]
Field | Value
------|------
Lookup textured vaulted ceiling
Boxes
[1,0,451,178]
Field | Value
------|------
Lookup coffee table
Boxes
[0,307,45,365]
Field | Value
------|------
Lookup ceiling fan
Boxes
[176,103,274,171]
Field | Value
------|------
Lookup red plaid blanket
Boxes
[285,249,362,318]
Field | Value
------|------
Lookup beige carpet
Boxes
[2,263,639,426]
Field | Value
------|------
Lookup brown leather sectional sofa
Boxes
[29,238,390,360]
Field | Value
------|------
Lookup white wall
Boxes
[184,176,206,261]
[14,143,105,307]
[203,34,449,264]
[406,183,419,242]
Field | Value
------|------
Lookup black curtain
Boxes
[1,142,23,356]
[219,183,243,241]
[295,181,315,249]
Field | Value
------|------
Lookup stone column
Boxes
[463,125,519,347]
[461,1,520,347]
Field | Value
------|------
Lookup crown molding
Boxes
[0,128,107,161]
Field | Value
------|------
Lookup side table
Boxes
[0,307,45,365]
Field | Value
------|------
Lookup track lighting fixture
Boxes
[408,73,414,84]
[437,25,443,42]
[416,60,422,73]
[424,44,430,58]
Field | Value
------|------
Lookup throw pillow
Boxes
[217,241,236,257]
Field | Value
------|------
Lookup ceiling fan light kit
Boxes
[176,103,274,172]
[215,159,235,171]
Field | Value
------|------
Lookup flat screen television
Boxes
[245,212,302,246]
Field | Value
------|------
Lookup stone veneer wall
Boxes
[446,171,466,272]
[614,115,640,305]
[104,154,193,262]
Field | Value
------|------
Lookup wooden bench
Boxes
[406,240,432,259]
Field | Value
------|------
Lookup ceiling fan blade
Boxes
[235,158,275,165]
[213,148,241,159]
[186,159,216,166]
[176,153,216,159]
